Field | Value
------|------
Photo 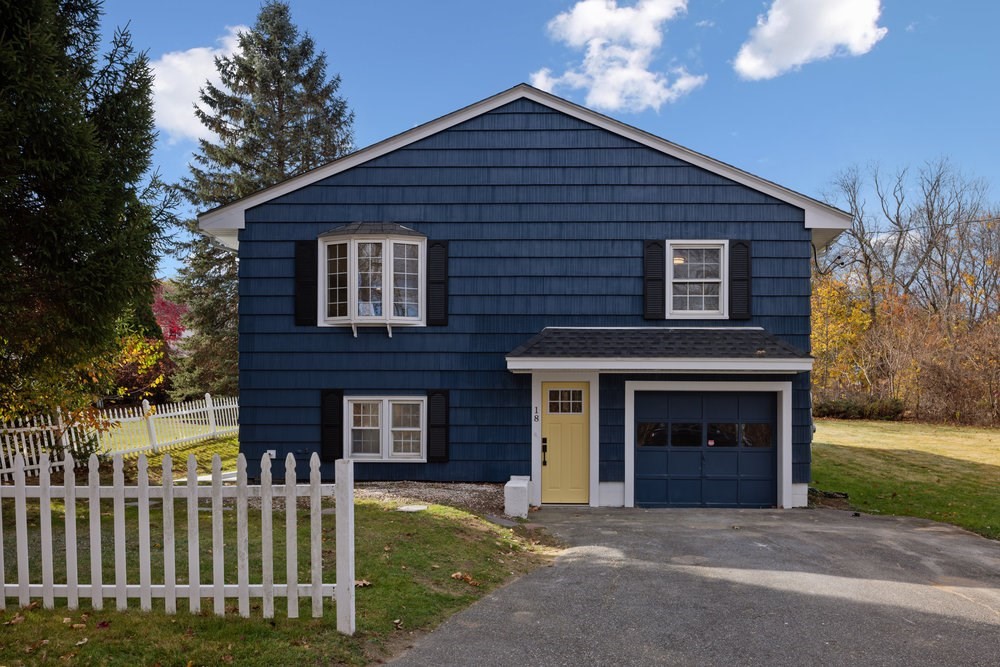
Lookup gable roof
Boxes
[199,83,851,250]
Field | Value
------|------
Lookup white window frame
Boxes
[665,240,729,319]
[318,236,427,331]
[343,396,428,462]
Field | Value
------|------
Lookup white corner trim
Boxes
[791,483,809,508]
[507,357,812,373]
[624,380,796,509]
[197,84,851,250]
[529,371,600,507]
[598,482,625,507]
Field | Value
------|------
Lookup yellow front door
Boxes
[541,382,589,504]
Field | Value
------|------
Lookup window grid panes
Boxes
[357,242,383,317]
[391,402,422,455]
[671,246,723,313]
[392,242,420,318]
[350,401,381,456]
[548,389,584,414]
[326,242,348,318]
[348,398,426,460]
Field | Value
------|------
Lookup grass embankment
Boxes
[0,438,555,664]
[812,419,1000,539]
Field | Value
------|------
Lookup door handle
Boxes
[542,438,548,466]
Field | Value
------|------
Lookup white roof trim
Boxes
[505,357,813,373]
[199,83,851,250]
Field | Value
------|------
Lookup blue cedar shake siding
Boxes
[237,98,813,483]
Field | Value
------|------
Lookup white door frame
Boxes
[624,380,795,508]
[531,371,600,507]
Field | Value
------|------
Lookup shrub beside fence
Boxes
[0,394,238,477]
[0,452,356,633]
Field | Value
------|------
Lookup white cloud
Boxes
[734,0,888,80]
[530,0,707,113]
[151,26,246,143]
[695,19,715,28]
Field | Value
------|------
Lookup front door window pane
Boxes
[357,242,383,317]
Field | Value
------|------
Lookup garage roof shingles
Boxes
[507,327,809,360]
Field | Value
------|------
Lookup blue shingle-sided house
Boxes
[199,84,850,509]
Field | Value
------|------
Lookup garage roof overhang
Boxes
[505,327,813,374]
[198,84,851,251]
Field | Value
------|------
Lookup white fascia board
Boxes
[506,357,813,373]
[197,84,851,250]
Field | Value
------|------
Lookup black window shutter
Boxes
[729,240,752,320]
[426,241,449,326]
[643,240,666,320]
[426,390,449,462]
[295,240,318,326]
[320,389,344,461]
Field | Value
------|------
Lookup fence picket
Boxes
[39,454,54,609]
[211,454,224,616]
[64,454,78,610]
[187,454,200,613]
[236,454,249,618]
[261,454,274,619]
[285,453,298,619]
[162,454,176,614]
[14,455,29,606]
[113,456,127,610]
[310,454,322,618]
[0,468,5,610]
[138,455,152,612]
[88,454,102,610]
[336,459,356,635]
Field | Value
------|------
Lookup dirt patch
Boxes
[355,481,507,517]
[808,487,852,510]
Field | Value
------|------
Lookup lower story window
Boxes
[346,397,426,461]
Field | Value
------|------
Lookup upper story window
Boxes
[318,223,426,333]
[666,241,728,319]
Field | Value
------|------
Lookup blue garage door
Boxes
[635,391,777,507]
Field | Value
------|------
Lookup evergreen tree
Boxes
[172,0,353,399]
[0,0,168,416]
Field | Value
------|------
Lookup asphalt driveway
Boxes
[390,507,1000,666]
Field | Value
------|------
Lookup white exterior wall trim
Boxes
[623,380,798,509]
[198,85,851,249]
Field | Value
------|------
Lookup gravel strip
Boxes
[355,481,507,517]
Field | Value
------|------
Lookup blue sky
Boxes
[99,1,1000,278]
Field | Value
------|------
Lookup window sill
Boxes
[665,313,729,320]
[347,457,427,464]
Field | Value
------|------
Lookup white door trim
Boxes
[624,380,794,508]
[531,371,600,507]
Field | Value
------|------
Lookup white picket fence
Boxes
[0,452,356,634]
[0,394,239,477]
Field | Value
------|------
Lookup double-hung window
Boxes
[345,396,427,461]
[319,227,426,330]
[666,241,728,318]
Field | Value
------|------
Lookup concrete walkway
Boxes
[390,507,1000,666]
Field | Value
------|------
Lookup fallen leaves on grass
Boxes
[75,637,88,647]
[355,579,371,588]
[4,613,25,626]
[450,571,480,587]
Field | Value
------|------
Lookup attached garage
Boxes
[634,391,776,507]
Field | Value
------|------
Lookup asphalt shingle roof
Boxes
[319,222,424,237]
[507,327,809,359]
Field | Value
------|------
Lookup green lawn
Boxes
[811,419,1000,539]
[0,437,555,664]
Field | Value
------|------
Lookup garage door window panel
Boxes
[671,423,702,447]
[742,423,774,448]
[637,422,667,447]
[707,423,739,447]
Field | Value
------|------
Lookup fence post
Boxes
[335,458,355,635]
[142,399,158,453]
[205,393,217,437]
